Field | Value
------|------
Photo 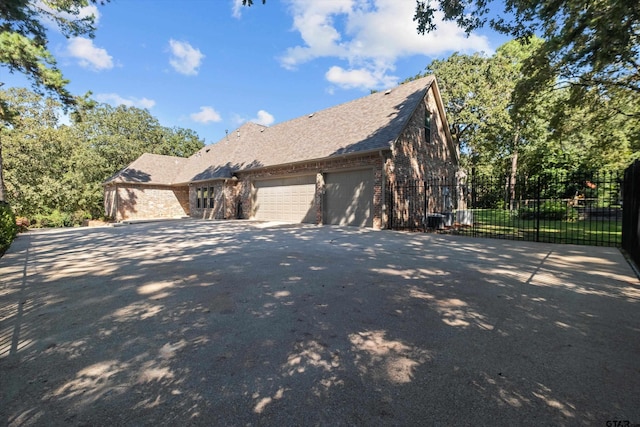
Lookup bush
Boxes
[71,210,92,226]
[518,201,577,221]
[32,210,72,228]
[30,209,94,228]
[0,201,18,254]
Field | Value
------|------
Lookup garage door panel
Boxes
[254,176,316,223]
[324,169,373,227]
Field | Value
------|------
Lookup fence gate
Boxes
[622,160,640,265]
[387,171,624,247]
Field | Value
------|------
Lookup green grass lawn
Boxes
[454,209,622,246]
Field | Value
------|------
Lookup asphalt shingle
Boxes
[107,76,436,185]
[174,76,435,183]
[105,153,188,185]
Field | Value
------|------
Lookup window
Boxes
[203,187,209,208]
[425,112,432,143]
[196,187,202,208]
[209,186,214,209]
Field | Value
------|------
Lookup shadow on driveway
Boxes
[1,220,639,425]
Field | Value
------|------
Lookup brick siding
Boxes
[189,181,236,220]
[385,85,459,227]
[104,184,189,221]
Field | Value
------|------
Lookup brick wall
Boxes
[387,85,456,183]
[104,187,117,219]
[105,184,189,221]
[189,181,236,220]
[184,88,459,231]
[385,84,459,227]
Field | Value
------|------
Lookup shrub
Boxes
[518,201,577,221]
[32,210,71,228]
[30,210,94,228]
[0,202,18,254]
[71,210,92,226]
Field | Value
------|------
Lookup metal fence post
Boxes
[536,175,541,243]
[423,180,428,232]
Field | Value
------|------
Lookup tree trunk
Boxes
[0,130,6,203]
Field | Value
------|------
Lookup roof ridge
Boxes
[221,75,436,139]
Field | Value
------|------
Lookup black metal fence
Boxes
[387,170,624,247]
[622,160,640,266]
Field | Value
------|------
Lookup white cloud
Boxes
[191,106,222,124]
[325,66,394,90]
[67,37,113,71]
[168,39,205,76]
[232,110,275,127]
[281,0,492,90]
[251,110,275,126]
[231,0,243,18]
[95,93,156,109]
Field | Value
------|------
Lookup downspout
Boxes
[114,185,119,221]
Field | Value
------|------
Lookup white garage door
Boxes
[253,176,316,223]
[324,169,374,227]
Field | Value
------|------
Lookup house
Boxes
[103,75,459,229]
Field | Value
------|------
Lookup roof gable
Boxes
[104,153,188,185]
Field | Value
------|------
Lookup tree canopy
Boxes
[414,39,639,179]
[1,0,109,202]
[0,87,204,222]
[414,0,640,115]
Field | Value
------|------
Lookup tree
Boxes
[1,88,205,221]
[414,0,640,117]
[412,53,493,166]
[0,88,78,217]
[158,127,206,158]
[416,39,546,177]
[0,0,107,202]
[0,0,106,101]
[72,103,204,177]
[414,0,640,139]
[417,38,638,184]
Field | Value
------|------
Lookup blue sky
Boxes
[4,0,510,145]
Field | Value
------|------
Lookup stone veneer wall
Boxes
[105,184,189,221]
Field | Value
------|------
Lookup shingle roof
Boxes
[104,153,188,185]
[173,75,436,183]
[105,76,440,185]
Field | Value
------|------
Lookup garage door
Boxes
[324,169,374,227]
[253,176,316,223]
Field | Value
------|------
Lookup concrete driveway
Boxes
[1,220,639,426]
